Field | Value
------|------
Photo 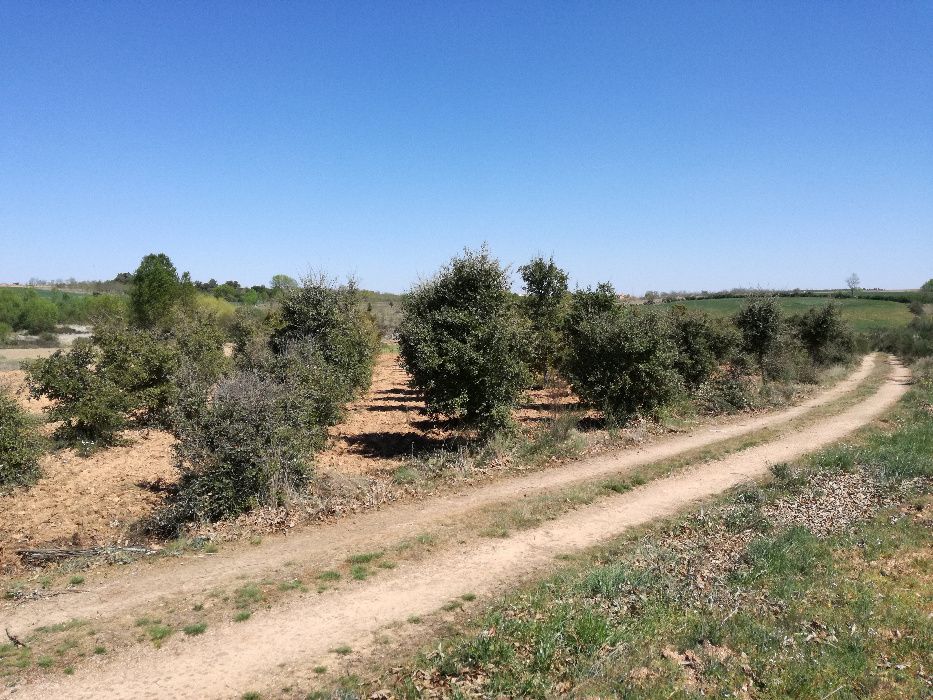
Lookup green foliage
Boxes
[561,285,681,420]
[271,275,379,399]
[164,369,316,526]
[667,306,738,389]
[793,302,855,365]
[734,296,783,376]
[398,247,531,431]
[519,256,569,377]
[270,274,298,291]
[0,391,44,489]
[24,340,129,446]
[130,253,182,328]
[25,312,228,447]
[921,278,933,293]
[872,315,933,363]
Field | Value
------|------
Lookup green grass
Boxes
[182,623,207,636]
[317,570,341,582]
[68,575,85,586]
[672,296,912,332]
[346,551,384,565]
[330,361,933,699]
[233,610,251,622]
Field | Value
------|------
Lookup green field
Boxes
[669,296,912,332]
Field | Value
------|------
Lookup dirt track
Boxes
[3,355,876,633]
[2,355,910,699]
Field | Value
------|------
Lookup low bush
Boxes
[872,315,933,363]
[561,285,681,421]
[794,302,855,365]
[398,247,530,432]
[25,340,129,446]
[734,296,783,377]
[667,306,738,389]
[0,391,44,488]
[271,275,380,400]
[166,370,314,524]
[156,338,351,528]
[25,311,228,447]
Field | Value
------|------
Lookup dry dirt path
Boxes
[3,356,876,635]
[4,356,911,699]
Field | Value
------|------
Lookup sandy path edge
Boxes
[8,356,910,699]
[3,355,877,633]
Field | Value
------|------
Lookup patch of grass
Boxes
[346,551,383,565]
[350,564,370,580]
[278,579,305,591]
[183,623,207,636]
[93,646,106,655]
[242,693,261,700]
[68,575,85,586]
[407,615,422,624]
[461,593,476,601]
[392,466,419,485]
[37,618,86,634]
[317,570,341,582]
[441,600,463,612]
[233,610,251,622]
[376,560,396,570]
[146,624,173,647]
[36,656,53,668]
[332,645,352,655]
[63,666,74,675]
[192,603,204,612]
[233,584,263,609]
[313,665,327,674]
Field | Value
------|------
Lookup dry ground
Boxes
[0,353,577,569]
[0,356,909,698]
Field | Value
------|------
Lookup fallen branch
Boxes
[15,545,155,567]
[5,628,25,648]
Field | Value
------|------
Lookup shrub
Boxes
[24,340,129,446]
[561,285,681,421]
[25,311,228,446]
[667,306,738,389]
[872,315,933,362]
[518,256,569,378]
[20,297,58,334]
[0,391,44,488]
[157,337,350,528]
[0,322,13,344]
[794,302,855,365]
[398,247,530,431]
[734,297,783,378]
[271,275,379,399]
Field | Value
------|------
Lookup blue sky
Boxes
[1,1,931,293]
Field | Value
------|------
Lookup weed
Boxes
[461,593,476,602]
[234,611,251,622]
[68,575,85,586]
[183,623,207,636]
[376,560,396,570]
[346,551,383,565]
[147,625,172,646]
[332,645,352,655]
[93,646,106,655]
[278,579,304,591]
[234,584,263,608]
[392,466,419,485]
[350,565,369,580]
[407,616,422,624]
[37,656,53,669]
[313,665,327,674]
[192,603,204,612]
[317,570,341,582]
[441,600,463,612]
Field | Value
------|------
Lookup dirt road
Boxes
[4,355,877,633]
[3,355,910,699]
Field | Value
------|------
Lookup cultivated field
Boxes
[672,296,913,332]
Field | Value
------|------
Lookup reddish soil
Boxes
[0,356,576,569]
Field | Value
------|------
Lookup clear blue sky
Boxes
[2,1,931,293]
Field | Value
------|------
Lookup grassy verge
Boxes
[322,361,932,699]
